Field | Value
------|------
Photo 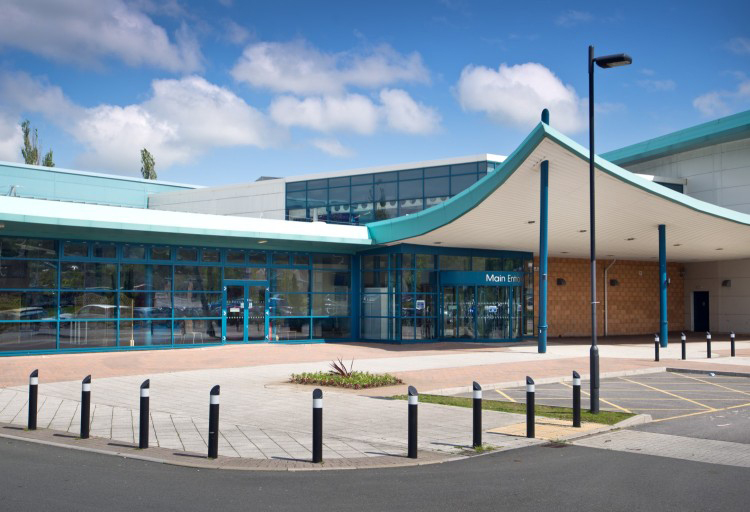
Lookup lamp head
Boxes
[594,53,632,68]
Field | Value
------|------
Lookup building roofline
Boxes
[283,153,506,183]
[601,109,750,166]
[0,159,202,189]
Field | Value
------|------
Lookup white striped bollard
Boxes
[312,388,323,463]
[654,334,660,362]
[731,331,736,357]
[681,332,687,360]
[139,379,150,449]
[526,377,535,439]
[472,381,482,448]
[573,371,581,427]
[28,369,38,431]
[208,385,220,459]
[408,386,418,459]
[706,331,712,359]
[80,375,91,439]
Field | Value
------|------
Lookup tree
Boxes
[140,148,157,180]
[21,119,55,167]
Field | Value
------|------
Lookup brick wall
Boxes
[534,257,685,337]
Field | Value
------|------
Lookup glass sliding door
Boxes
[442,286,457,338]
[439,284,521,341]
[224,283,267,342]
[456,286,475,339]
[225,285,246,342]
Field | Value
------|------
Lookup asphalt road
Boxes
[2,437,748,512]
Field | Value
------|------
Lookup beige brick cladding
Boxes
[534,257,685,337]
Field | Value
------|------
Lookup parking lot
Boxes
[455,370,750,443]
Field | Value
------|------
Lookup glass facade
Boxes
[286,160,503,224]
[0,236,532,355]
[361,248,534,342]
[0,236,352,353]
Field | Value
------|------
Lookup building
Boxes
[0,109,749,355]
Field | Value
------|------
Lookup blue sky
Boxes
[0,0,748,185]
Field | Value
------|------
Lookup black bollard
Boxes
[312,388,323,463]
[28,369,38,431]
[654,334,660,362]
[139,379,150,449]
[731,331,736,357]
[573,371,581,427]
[80,375,91,439]
[706,331,712,359]
[681,332,687,360]
[526,376,535,439]
[472,381,482,448]
[408,385,418,459]
[208,385,220,459]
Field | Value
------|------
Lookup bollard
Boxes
[681,332,687,360]
[654,334,660,362]
[472,381,482,448]
[80,375,91,439]
[28,369,39,431]
[208,385,220,459]
[139,379,150,449]
[408,385,418,459]
[312,388,323,463]
[573,371,581,427]
[706,331,712,359]
[526,377,535,439]
[731,331,736,357]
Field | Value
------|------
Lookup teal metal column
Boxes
[538,159,549,353]
[659,224,668,347]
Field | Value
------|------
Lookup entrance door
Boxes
[224,283,267,342]
[693,291,710,332]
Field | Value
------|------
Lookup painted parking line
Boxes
[671,372,750,397]
[494,389,516,402]
[617,377,715,411]
[559,381,632,413]
[650,401,750,423]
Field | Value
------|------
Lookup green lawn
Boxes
[392,394,633,425]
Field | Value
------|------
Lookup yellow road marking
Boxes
[618,377,715,411]
[559,381,632,413]
[494,389,516,402]
[671,372,750,397]
[651,402,750,423]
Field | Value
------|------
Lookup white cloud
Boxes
[0,0,203,72]
[0,73,278,174]
[270,94,381,134]
[556,10,593,27]
[379,89,440,134]
[455,62,585,133]
[637,79,676,92]
[0,112,23,162]
[311,138,354,157]
[224,20,251,45]
[727,37,750,55]
[231,40,429,95]
[693,78,750,117]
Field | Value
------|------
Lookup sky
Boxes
[0,0,748,186]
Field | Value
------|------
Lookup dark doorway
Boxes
[693,291,710,332]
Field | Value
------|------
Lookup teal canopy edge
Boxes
[367,120,750,245]
[601,109,750,166]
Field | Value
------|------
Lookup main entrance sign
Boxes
[440,271,524,286]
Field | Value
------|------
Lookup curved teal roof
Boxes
[602,109,750,166]
[367,119,750,245]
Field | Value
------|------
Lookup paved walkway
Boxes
[574,430,750,468]
[1,335,748,468]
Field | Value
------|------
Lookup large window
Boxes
[0,236,354,353]
[285,160,499,224]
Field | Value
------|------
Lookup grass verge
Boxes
[291,371,403,389]
[392,394,633,425]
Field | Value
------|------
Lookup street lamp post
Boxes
[588,45,631,413]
